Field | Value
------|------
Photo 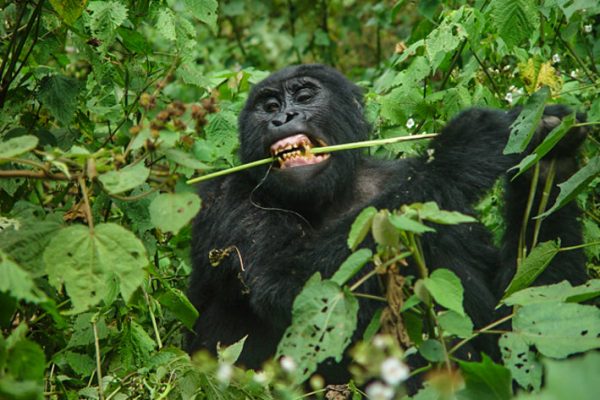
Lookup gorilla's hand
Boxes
[533,105,588,159]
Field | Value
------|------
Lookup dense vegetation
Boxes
[0,0,599,399]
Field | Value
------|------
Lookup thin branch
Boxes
[0,169,79,180]
[78,177,94,233]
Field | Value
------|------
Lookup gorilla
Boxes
[187,64,587,382]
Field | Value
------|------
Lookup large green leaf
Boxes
[0,136,39,160]
[502,241,559,298]
[98,162,150,194]
[157,287,199,330]
[491,0,539,48]
[44,223,148,313]
[503,280,600,306]
[512,302,600,358]
[423,268,465,316]
[276,273,358,383]
[149,192,201,234]
[503,87,550,155]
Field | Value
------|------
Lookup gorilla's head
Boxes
[239,64,370,211]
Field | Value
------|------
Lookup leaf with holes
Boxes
[43,223,148,313]
[149,192,201,234]
[276,273,358,383]
[503,280,600,306]
[499,332,542,391]
[182,0,218,33]
[512,302,600,358]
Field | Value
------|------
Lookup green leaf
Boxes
[458,354,512,400]
[87,1,128,49]
[423,268,465,316]
[503,87,550,154]
[276,273,358,384]
[182,0,218,33]
[38,74,80,126]
[149,192,201,234]
[55,351,96,377]
[510,114,576,178]
[499,333,542,391]
[0,216,63,276]
[531,352,600,400]
[545,0,600,21]
[8,339,46,381]
[218,336,247,365]
[0,250,45,303]
[416,202,478,224]
[491,0,539,48]
[49,0,88,24]
[347,206,376,251]
[438,310,473,338]
[204,111,239,164]
[502,241,560,298]
[98,162,150,194]
[156,8,177,41]
[372,210,399,247]
[538,155,600,218]
[512,302,600,358]
[331,248,372,286]
[157,287,199,330]
[162,148,211,170]
[503,280,600,306]
[0,135,39,160]
[44,223,148,313]
[419,339,445,362]
[118,320,156,369]
[389,214,435,233]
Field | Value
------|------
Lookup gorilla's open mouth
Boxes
[270,134,330,169]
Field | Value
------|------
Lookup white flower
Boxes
[280,356,297,372]
[570,70,578,78]
[216,363,233,383]
[253,371,269,384]
[381,357,410,386]
[552,53,561,64]
[373,335,387,349]
[366,381,395,400]
[584,24,592,33]
[406,118,415,129]
[504,92,513,104]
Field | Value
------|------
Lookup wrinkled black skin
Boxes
[187,64,587,384]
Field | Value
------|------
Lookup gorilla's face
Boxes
[239,65,370,208]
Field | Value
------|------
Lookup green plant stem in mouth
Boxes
[186,133,438,184]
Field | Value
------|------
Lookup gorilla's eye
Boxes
[295,88,313,103]
[263,99,280,113]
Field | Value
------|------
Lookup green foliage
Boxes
[0,0,598,398]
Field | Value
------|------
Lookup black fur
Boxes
[187,65,587,380]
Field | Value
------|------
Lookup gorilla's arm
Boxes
[424,106,587,288]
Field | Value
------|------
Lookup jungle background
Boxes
[0,0,599,399]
